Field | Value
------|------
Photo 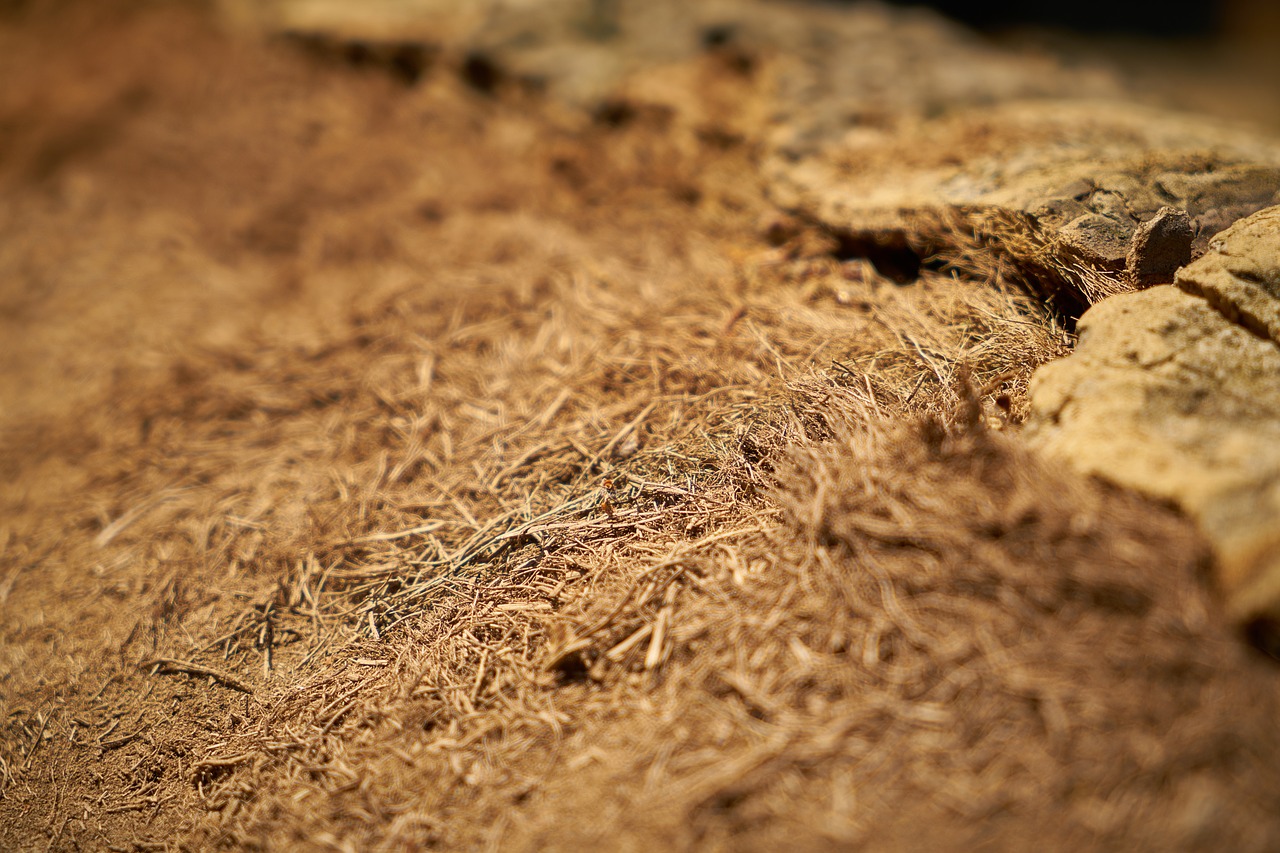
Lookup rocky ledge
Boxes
[1029,205,1280,648]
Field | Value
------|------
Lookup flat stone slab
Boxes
[1028,206,1280,637]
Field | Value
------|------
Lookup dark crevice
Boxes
[280,32,437,86]
[813,222,1090,331]
[592,99,637,128]
[1177,279,1280,349]
[1244,616,1280,662]
[460,51,503,94]
[1230,267,1268,286]
[1003,263,1090,331]
[386,44,433,86]
[830,230,923,284]
[701,23,737,48]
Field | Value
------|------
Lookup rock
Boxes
[1128,207,1195,288]
[765,94,1280,309]
[1176,204,1280,344]
[1027,205,1280,641]
[756,7,1280,309]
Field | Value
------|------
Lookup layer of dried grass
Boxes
[497,406,1280,852]
[161,381,1280,852]
[122,256,1066,848]
[2,5,1278,851]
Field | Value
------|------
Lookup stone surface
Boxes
[1176,204,1280,344]
[749,5,1280,308]
[765,97,1280,308]
[1128,206,1195,288]
[1028,206,1280,632]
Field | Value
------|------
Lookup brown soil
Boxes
[2,3,1279,851]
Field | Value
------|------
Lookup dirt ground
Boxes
[2,2,1280,850]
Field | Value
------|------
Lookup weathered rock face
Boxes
[232,1,1280,314]
[1027,206,1280,640]
[764,78,1280,309]
[1176,204,1280,344]
[732,7,1280,310]
[1128,207,1195,288]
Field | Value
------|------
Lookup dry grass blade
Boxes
[143,659,256,695]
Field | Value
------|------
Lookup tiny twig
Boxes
[599,401,657,462]
[862,373,884,418]
[143,658,254,694]
[20,713,48,771]
[192,753,254,773]
[904,373,928,406]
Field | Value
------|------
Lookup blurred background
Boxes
[884,0,1276,38]
[4,0,1279,39]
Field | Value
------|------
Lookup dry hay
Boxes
[500,404,1280,851]
[1,3,1279,851]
